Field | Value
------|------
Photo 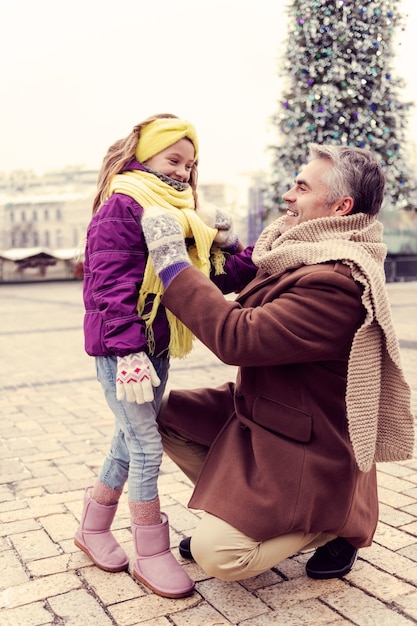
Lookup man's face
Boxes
[281,158,344,233]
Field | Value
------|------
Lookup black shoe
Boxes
[179,536,194,561]
[305,537,358,579]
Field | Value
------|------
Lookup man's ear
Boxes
[334,197,354,216]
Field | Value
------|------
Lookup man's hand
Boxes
[116,352,161,404]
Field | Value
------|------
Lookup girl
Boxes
[74,113,255,598]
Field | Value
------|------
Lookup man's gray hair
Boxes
[308,143,386,216]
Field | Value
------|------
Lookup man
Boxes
[141,144,414,582]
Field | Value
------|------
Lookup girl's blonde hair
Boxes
[92,113,199,214]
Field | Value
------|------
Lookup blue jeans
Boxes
[95,354,169,502]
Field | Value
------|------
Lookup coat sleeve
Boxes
[210,245,258,294]
[161,264,365,367]
[85,194,148,356]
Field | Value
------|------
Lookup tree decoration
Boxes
[269,0,417,216]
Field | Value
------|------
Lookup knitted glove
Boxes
[116,352,161,404]
[196,204,238,249]
[142,206,190,286]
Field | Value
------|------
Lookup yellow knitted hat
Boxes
[136,118,199,163]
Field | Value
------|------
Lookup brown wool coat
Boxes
[160,262,379,547]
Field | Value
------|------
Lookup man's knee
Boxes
[191,524,261,582]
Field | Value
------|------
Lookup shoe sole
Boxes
[133,569,195,598]
[306,550,358,580]
[74,538,129,573]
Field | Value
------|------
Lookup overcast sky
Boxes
[0,0,415,182]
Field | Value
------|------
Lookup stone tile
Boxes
[323,585,415,625]
[242,598,349,625]
[399,543,417,563]
[378,473,417,493]
[360,542,417,583]
[161,503,201,534]
[108,592,199,625]
[26,551,89,576]
[0,572,83,610]
[377,486,416,509]
[394,591,417,621]
[373,522,417,551]
[240,568,284,591]
[10,529,61,561]
[378,464,417,479]
[48,588,114,624]
[0,601,54,626]
[257,577,343,609]
[172,600,232,625]
[38,512,79,542]
[345,560,416,602]
[378,503,417,528]
[0,519,40,538]
[80,568,143,605]
[0,550,29,589]
[196,578,269,623]
[135,617,174,626]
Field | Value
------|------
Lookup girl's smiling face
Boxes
[144,138,195,183]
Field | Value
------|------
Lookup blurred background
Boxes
[0,0,416,282]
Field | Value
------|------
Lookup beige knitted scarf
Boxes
[252,213,414,472]
[109,170,226,358]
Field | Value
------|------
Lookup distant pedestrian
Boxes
[74,113,256,597]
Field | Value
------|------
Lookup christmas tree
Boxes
[269,0,417,217]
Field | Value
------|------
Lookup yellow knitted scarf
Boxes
[252,213,415,472]
[108,169,225,358]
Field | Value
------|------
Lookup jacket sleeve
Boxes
[210,245,257,293]
[161,263,365,367]
[85,194,148,356]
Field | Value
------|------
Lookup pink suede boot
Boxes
[74,486,129,572]
[131,513,195,598]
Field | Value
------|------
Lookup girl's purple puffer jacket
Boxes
[82,162,257,358]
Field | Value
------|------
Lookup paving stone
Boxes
[0,549,29,589]
[0,601,54,626]
[374,521,417,550]
[240,598,349,625]
[322,585,416,625]
[345,560,417,602]
[107,592,199,625]
[48,588,114,625]
[395,592,417,622]
[80,568,143,605]
[10,528,61,561]
[196,578,269,623]
[256,576,343,609]
[0,571,83,610]
[171,600,232,625]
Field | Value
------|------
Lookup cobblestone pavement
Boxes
[0,280,416,626]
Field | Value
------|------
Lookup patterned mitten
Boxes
[116,352,161,404]
[142,206,190,285]
[196,204,238,249]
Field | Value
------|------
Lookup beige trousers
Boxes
[160,419,334,581]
